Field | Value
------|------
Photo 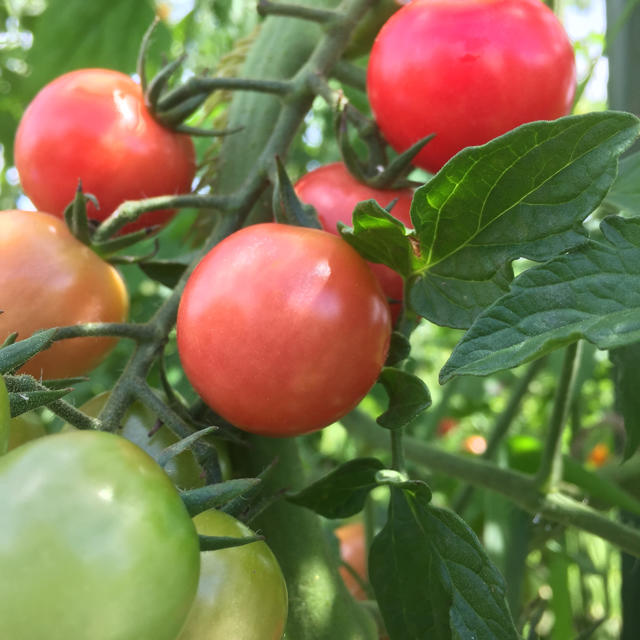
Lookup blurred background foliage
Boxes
[0,0,638,637]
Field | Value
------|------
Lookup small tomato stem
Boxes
[534,341,583,492]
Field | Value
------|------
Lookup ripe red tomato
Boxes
[178,509,288,640]
[177,223,391,437]
[0,210,129,379]
[294,162,413,324]
[367,0,576,173]
[335,522,368,600]
[0,430,200,640]
[15,68,196,233]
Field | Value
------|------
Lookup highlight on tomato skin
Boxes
[176,222,392,438]
[0,210,129,379]
[294,162,413,325]
[177,509,288,640]
[367,0,576,173]
[14,68,196,234]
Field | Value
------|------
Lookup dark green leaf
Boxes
[409,111,640,328]
[0,330,56,374]
[181,478,261,517]
[369,487,518,640]
[385,331,411,366]
[138,258,193,289]
[440,216,640,382]
[156,426,217,468]
[339,200,417,277]
[376,367,431,429]
[605,149,640,214]
[611,342,640,460]
[287,458,385,518]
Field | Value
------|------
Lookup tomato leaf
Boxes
[181,478,262,517]
[440,216,640,382]
[376,367,431,429]
[610,343,640,460]
[604,149,640,214]
[287,458,385,518]
[0,330,56,374]
[385,331,411,366]
[408,111,640,328]
[138,258,193,289]
[339,200,417,277]
[369,486,519,640]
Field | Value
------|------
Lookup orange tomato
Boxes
[335,522,368,600]
[0,210,129,378]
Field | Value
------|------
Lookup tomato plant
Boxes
[335,521,368,600]
[77,392,205,489]
[177,223,391,437]
[294,162,413,324]
[0,430,200,640]
[0,210,129,379]
[14,68,196,233]
[178,508,288,640]
[367,0,576,172]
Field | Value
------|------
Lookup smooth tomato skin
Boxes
[294,162,413,324]
[177,223,391,437]
[178,509,288,640]
[0,430,200,640]
[7,412,48,451]
[77,392,205,489]
[0,211,129,379]
[15,68,196,233]
[367,0,576,173]
[335,522,368,600]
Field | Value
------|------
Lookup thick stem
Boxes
[229,435,377,640]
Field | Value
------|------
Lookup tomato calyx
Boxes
[335,102,434,190]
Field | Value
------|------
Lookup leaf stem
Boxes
[344,407,640,557]
[454,357,547,512]
[257,0,343,22]
[534,341,582,491]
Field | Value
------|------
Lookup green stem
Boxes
[454,357,547,512]
[343,408,640,557]
[257,0,343,22]
[52,322,155,342]
[535,341,582,491]
[390,428,405,473]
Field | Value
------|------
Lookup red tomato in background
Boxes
[367,0,576,173]
[0,211,129,379]
[294,163,413,325]
[335,522,368,600]
[15,68,196,233]
[177,223,391,437]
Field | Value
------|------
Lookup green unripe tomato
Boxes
[8,411,48,451]
[0,430,201,640]
[178,509,288,640]
[0,377,9,455]
[77,391,206,489]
